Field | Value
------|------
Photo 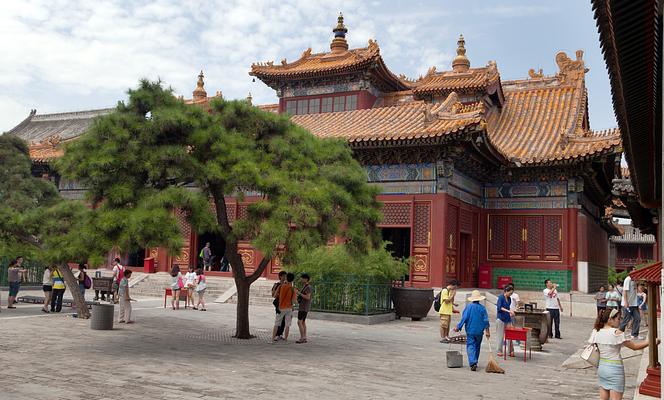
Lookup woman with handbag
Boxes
[589,308,657,399]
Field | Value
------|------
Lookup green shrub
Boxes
[286,242,409,283]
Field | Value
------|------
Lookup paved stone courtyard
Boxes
[0,291,646,400]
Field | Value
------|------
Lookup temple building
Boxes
[8,15,623,293]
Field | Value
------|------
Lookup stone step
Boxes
[129,273,236,298]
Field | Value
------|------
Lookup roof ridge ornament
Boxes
[555,50,589,83]
[330,12,349,53]
[193,70,207,101]
[452,34,470,73]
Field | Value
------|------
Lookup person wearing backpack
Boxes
[77,263,90,298]
[439,279,459,343]
[201,242,212,271]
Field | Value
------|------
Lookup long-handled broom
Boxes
[485,336,505,374]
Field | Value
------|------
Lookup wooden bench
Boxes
[17,295,98,309]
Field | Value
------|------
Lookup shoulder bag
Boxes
[580,330,600,367]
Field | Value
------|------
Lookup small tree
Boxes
[0,135,91,317]
[58,80,381,338]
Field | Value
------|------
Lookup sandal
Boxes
[200,308,206,311]
[496,353,504,357]
[296,339,307,344]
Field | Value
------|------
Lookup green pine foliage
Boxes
[56,79,383,336]
[287,242,409,284]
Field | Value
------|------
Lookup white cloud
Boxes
[0,0,616,132]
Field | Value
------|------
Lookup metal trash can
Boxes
[91,303,114,330]
[446,350,463,368]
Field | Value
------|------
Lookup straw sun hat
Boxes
[467,290,486,302]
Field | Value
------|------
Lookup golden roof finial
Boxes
[193,70,207,101]
[330,12,349,53]
[452,34,470,73]
[246,92,253,105]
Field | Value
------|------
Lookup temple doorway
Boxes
[381,227,411,280]
[459,233,472,287]
[196,232,227,271]
[125,248,146,268]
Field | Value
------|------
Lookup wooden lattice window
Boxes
[543,215,562,260]
[488,215,506,259]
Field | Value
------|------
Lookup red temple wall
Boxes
[577,210,609,266]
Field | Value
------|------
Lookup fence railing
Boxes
[0,257,47,286]
[310,282,393,315]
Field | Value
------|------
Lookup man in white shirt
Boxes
[543,279,564,339]
[619,267,641,339]
[111,257,125,304]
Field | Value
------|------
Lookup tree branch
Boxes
[247,257,270,284]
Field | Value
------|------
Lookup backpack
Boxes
[199,248,204,259]
[433,290,442,312]
[84,274,92,289]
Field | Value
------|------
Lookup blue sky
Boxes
[0,0,617,132]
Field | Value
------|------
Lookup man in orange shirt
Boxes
[272,272,296,342]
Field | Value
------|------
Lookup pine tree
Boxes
[0,134,91,317]
[57,80,381,338]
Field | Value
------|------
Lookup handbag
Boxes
[177,276,184,289]
[581,331,600,367]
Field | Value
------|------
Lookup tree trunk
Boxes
[59,264,90,319]
[234,278,252,339]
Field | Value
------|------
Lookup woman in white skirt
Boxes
[590,308,657,399]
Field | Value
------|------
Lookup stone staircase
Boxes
[227,279,278,306]
[129,272,236,300]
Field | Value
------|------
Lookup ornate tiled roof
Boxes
[7,108,114,143]
[258,103,279,113]
[610,224,656,244]
[407,64,501,97]
[291,94,483,143]
[27,136,69,162]
[485,51,622,165]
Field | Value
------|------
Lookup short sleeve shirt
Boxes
[185,272,197,285]
[278,283,295,310]
[543,288,559,309]
[8,267,20,283]
[623,276,638,307]
[299,284,313,312]
[439,288,454,315]
[118,277,128,297]
[509,293,520,312]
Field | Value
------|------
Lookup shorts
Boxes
[9,282,20,297]
[440,314,451,329]
[43,285,53,292]
[298,311,308,321]
[196,289,206,296]
[274,309,293,327]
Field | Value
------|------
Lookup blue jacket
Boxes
[496,294,512,323]
[456,302,490,336]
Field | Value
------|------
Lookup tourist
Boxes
[271,271,287,340]
[453,290,490,371]
[439,279,459,343]
[50,265,66,312]
[496,285,515,357]
[41,265,53,313]
[605,283,621,310]
[296,273,312,344]
[170,265,183,310]
[619,267,641,339]
[272,272,296,342]
[184,266,197,308]
[7,259,26,308]
[202,242,212,271]
[112,257,125,304]
[118,269,134,323]
[637,285,647,327]
[509,284,522,348]
[590,308,656,399]
[194,267,206,311]
[595,285,607,315]
[77,263,88,298]
[543,279,563,339]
